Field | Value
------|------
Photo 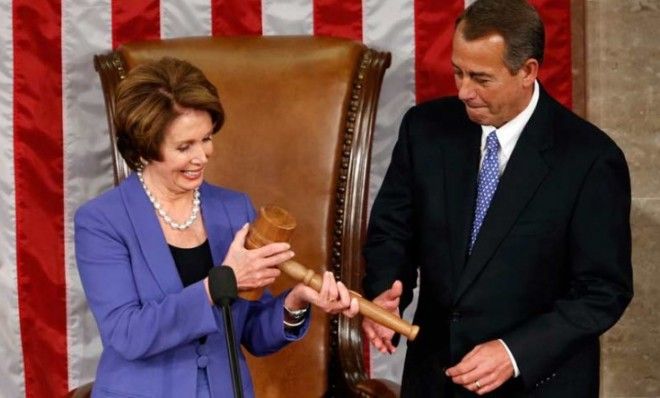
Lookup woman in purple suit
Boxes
[75,57,358,398]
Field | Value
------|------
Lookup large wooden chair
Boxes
[70,36,394,397]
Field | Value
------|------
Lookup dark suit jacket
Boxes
[363,87,633,397]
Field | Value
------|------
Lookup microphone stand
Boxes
[209,266,243,398]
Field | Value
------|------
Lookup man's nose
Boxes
[457,78,475,101]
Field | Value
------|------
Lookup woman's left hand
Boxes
[284,271,359,317]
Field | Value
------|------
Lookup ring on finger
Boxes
[474,380,481,389]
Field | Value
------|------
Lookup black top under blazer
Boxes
[363,86,633,398]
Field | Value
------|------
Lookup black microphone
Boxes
[208,266,243,398]
[209,266,238,306]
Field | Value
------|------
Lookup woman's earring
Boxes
[139,157,149,169]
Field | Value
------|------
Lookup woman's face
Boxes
[145,108,214,195]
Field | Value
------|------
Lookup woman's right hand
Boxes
[222,223,294,291]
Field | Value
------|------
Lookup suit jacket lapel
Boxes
[120,173,183,294]
[453,89,555,304]
[444,120,482,282]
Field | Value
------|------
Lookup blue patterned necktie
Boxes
[469,130,500,254]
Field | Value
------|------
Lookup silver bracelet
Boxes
[283,318,306,328]
[284,304,309,320]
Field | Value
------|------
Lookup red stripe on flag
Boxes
[314,0,362,41]
[362,329,371,377]
[414,0,465,103]
[13,1,68,397]
[529,0,572,109]
[112,0,160,49]
[212,0,262,35]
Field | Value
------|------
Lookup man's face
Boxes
[451,23,536,128]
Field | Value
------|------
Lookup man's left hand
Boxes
[445,340,514,395]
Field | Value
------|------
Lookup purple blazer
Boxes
[75,173,309,398]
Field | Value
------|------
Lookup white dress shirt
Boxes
[478,80,540,378]
[479,80,540,174]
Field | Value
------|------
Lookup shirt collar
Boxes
[480,80,540,159]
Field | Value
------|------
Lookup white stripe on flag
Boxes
[161,0,212,39]
[262,0,313,35]
[363,0,416,206]
[0,1,24,397]
[363,0,416,382]
[63,0,113,390]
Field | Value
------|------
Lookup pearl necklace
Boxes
[137,170,201,231]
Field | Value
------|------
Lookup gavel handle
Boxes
[280,259,419,341]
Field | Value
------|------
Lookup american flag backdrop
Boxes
[0,1,572,397]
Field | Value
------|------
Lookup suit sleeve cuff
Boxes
[498,339,520,378]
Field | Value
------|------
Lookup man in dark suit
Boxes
[361,0,633,396]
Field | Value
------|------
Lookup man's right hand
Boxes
[362,280,403,354]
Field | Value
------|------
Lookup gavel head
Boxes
[245,205,296,249]
[241,205,297,300]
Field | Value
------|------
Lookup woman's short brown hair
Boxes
[114,57,224,171]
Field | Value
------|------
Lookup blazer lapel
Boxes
[121,178,237,293]
[453,90,555,304]
[120,173,183,294]
[199,182,235,266]
[444,120,481,282]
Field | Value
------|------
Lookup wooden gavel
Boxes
[242,205,419,341]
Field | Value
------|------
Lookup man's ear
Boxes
[519,58,539,87]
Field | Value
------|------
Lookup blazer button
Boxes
[196,344,209,355]
[450,311,461,322]
[197,355,209,368]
